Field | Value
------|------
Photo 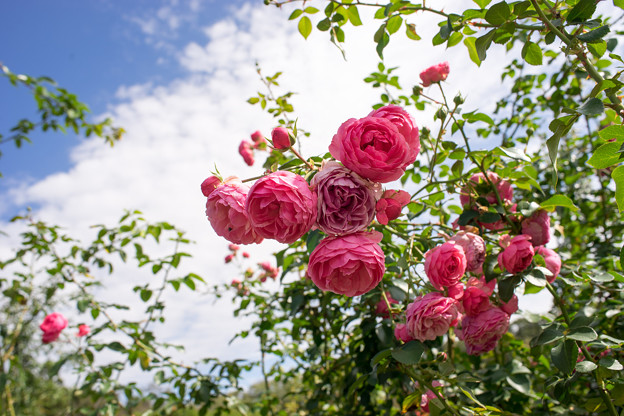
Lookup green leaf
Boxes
[522,41,543,65]
[589,272,614,282]
[599,125,624,141]
[620,245,624,272]
[599,356,624,370]
[578,25,610,43]
[577,98,604,116]
[317,18,331,31]
[387,15,403,34]
[551,340,578,375]
[391,340,425,364]
[612,165,624,212]
[306,230,323,255]
[525,269,548,287]
[475,29,496,61]
[371,349,393,367]
[576,361,598,373]
[298,16,313,39]
[140,289,152,302]
[406,23,421,40]
[464,37,481,66]
[506,374,531,395]
[568,326,598,341]
[567,0,597,23]
[289,9,303,20]
[535,324,565,345]
[616,0,624,9]
[540,194,579,211]
[347,6,363,26]
[588,140,624,169]
[494,146,532,162]
[485,2,511,25]
[402,392,422,414]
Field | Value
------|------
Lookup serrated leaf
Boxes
[568,326,598,341]
[588,140,624,169]
[540,194,579,211]
[612,165,624,212]
[576,361,598,373]
[599,356,623,370]
[298,16,313,39]
[485,2,511,25]
[578,25,610,43]
[577,98,604,116]
[522,41,543,65]
[391,340,425,364]
[551,340,578,375]
[567,0,597,23]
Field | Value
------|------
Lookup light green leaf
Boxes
[347,6,363,26]
[540,194,579,211]
[522,41,543,65]
[289,9,303,20]
[485,2,511,25]
[599,125,624,141]
[406,23,421,40]
[613,165,624,212]
[387,15,403,34]
[495,146,532,162]
[298,16,313,39]
[464,37,481,66]
[587,140,624,169]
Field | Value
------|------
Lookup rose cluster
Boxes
[40,312,90,344]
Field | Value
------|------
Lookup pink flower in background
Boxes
[311,161,379,235]
[271,127,291,149]
[394,323,413,343]
[205,178,263,245]
[228,244,240,251]
[460,171,513,207]
[501,294,519,315]
[449,231,486,272]
[201,176,222,198]
[420,62,450,87]
[521,210,551,246]
[329,107,419,183]
[238,140,255,166]
[77,324,90,337]
[224,254,234,263]
[420,381,443,413]
[376,189,411,225]
[259,261,279,280]
[368,104,420,157]
[242,252,250,258]
[535,246,562,283]
[375,291,399,317]
[424,241,467,290]
[405,293,459,342]
[308,232,385,297]
[250,130,264,143]
[245,171,317,244]
[457,307,510,355]
[40,312,68,344]
[498,234,534,273]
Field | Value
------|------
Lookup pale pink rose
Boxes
[460,171,513,207]
[368,104,420,157]
[271,127,291,149]
[205,178,263,245]
[311,161,379,235]
[40,312,68,344]
[424,241,467,290]
[535,246,561,283]
[406,293,459,342]
[250,130,264,143]
[375,292,399,317]
[497,234,534,274]
[328,111,419,183]
[521,210,551,247]
[457,307,510,355]
[376,189,411,225]
[499,233,512,249]
[238,140,255,166]
[449,231,486,272]
[201,176,222,197]
[501,294,518,315]
[394,323,413,342]
[420,381,443,413]
[420,62,450,87]
[245,171,317,244]
[308,232,385,297]
[77,324,90,337]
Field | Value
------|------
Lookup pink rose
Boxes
[271,127,291,150]
[375,291,399,317]
[497,234,534,274]
[228,244,240,251]
[328,109,419,183]
[420,381,443,413]
[368,105,420,157]
[245,171,317,244]
[201,175,222,197]
[462,284,491,317]
[250,130,264,143]
[242,252,250,258]
[535,246,561,283]
[394,323,413,343]
[40,312,68,344]
[308,232,385,297]
[424,241,467,290]
[376,189,411,225]
[420,62,450,87]
[405,293,459,341]
[205,178,263,245]
[521,210,551,247]
[449,231,486,272]
[500,294,518,315]
[460,171,513,208]
[238,140,255,166]
[311,161,379,235]
[224,254,234,263]
[77,324,90,337]
[457,307,510,355]
[259,261,279,280]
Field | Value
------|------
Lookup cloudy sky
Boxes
[0,0,558,386]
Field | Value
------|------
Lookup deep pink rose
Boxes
[376,189,411,225]
[40,312,68,344]
[420,62,450,87]
[250,130,264,143]
[225,254,234,263]
[328,111,419,183]
[308,232,385,297]
[205,178,263,245]
[368,105,420,157]
[405,293,459,341]
[394,323,413,343]
[462,286,491,317]
[449,231,486,272]
[501,294,519,315]
[77,324,90,337]
[375,291,399,317]
[521,210,551,247]
[420,381,443,413]
[245,171,317,244]
[271,127,291,150]
[460,171,513,207]
[242,252,250,258]
[424,241,467,290]
[497,234,534,274]
[536,246,561,283]
[457,307,510,355]
[238,140,255,166]
[311,161,380,235]
[201,175,222,197]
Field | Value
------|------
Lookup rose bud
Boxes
[271,127,291,150]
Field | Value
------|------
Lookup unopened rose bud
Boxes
[201,176,221,197]
[271,127,291,150]
[412,85,423,97]
[225,254,234,263]
[435,108,447,120]
[453,93,464,105]
[228,244,240,251]
[250,130,264,143]
[242,252,250,258]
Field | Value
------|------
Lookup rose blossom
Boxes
[205,177,263,245]
[498,234,534,274]
[250,130,264,143]
[259,261,279,280]
[500,294,519,315]
[420,62,450,87]
[328,107,419,183]
[394,323,413,343]
[77,324,90,337]
[245,171,317,244]
[459,171,513,208]
[457,307,510,355]
[462,276,495,317]
[368,104,420,156]
[376,189,411,225]
[201,176,222,197]
[521,210,551,247]
[405,293,459,342]
[238,140,255,166]
[271,127,291,150]
[308,232,385,297]
[375,291,399,317]
[420,381,443,413]
[311,161,379,235]
[535,246,561,283]
[449,231,486,272]
[424,241,467,290]
[40,312,68,344]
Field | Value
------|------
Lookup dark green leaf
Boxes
[289,9,303,20]
[391,340,425,364]
[551,340,578,375]
[306,230,323,254]
[577,98,604,116]
[485,2,511,25]
[458,209,479,225]
[475,30,496,61]
[568,326,597,342]
[535,324,565,345]
[567,0,597,23]
[599,356,623,370]
[498,276,518,302]
[578,25,610,43]
[317,18,331,31]
[576,361,598,373]
[506,374,531,395]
